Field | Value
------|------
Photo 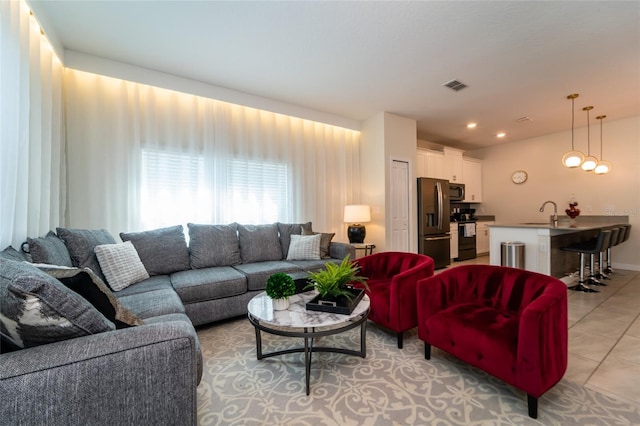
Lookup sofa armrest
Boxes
[329,242,355,260]
[0,321,199,425]
[517,286,568,397]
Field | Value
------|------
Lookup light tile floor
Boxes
[439,256,640,407]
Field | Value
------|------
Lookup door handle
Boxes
[425,236,451,241]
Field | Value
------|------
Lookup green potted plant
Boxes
[305,255,369,313]
[265,272,296,310]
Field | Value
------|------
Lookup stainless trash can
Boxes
[501,241,525,269]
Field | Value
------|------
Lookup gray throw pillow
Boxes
[0,246,27,262]
[0,259,115,349]
[94,241,150,291]
[27,231,73,266]
[286,234,322,260]
[238,224,283,263]
[120,225,190,275]
[301,228,336,259]
[188,223,241,268]
[277,222,312,259]
[56,228,117,282]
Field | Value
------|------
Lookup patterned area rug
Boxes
[196,318,640,425]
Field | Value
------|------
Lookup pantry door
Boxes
[390,160,410,251]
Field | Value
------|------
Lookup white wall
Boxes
[470,115,640,270]
[361,113,387,250]
[361,112,417,252]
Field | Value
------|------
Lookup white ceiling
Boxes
[30,1,640,150]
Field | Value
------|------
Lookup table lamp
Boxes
[344,205,371,244]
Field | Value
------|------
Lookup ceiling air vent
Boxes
[442,79,468,91]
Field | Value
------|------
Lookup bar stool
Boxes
[604,224,631,275]
[561,230,611,293]
[594,227,620,281]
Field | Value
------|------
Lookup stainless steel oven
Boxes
[457,221,477,261]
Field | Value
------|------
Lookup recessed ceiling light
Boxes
[467,122,477,129]
[496,132,506,138]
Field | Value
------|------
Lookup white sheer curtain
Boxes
[64,69,360,239]
[0,0,65,249]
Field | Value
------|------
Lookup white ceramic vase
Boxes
[272,297,290,311]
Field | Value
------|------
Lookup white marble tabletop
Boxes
[248,290,370,328]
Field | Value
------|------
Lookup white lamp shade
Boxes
[581,156,598,171]
[594,160,612,175]
[344,205,371,223]
[562,150,585,168]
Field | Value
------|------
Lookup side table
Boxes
[352,242,375,257]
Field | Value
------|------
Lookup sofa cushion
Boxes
[277,222,312,259]
[0,246,27,262]
[233,261,301,291]
[113,275,174,297]
[286,234,321,260]
[116,288,185,319]
[238,224,282,263]
[56,228,117,282]
[426,302,519,381]
[35,264,143,328]
[0,259,115,349]
[187,223,241,268]
[94,241,150,291]
[301,228,335,259]
[27,231,73,266]
[171,267,247,304]
[120,225,190,276]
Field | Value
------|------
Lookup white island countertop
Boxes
[488,216,628,277]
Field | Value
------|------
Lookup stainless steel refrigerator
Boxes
[417,177,451,269]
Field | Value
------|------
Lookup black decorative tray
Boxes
[305,287,365,315]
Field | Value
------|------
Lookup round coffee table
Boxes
[247,290,370,395]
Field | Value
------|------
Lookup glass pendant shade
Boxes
[594,115,611,175]
[563,94,584,168]
[581,106,597,172]
[581,156,597,171]
[562,150,585,168]
[594,160,612,175]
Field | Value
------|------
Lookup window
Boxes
[140,149,211,230]
[225,159,289,224]
[141,149,290,229]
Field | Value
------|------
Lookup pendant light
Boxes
[561,94,585,168]
[580,106,598,172]
[594,115,612,175]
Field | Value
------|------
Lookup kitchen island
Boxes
[489,216,628,278]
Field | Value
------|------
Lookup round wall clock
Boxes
[511,170,528,184]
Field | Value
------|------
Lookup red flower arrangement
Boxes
[565,201,581,219]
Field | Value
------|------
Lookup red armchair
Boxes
[417,265,568,419]
[354,252,434,348]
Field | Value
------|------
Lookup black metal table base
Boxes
[248,312,368,395]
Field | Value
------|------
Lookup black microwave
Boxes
[449,183,465,201]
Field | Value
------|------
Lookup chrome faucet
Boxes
[539,201,558,227]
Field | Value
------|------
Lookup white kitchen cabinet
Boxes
[462,158,482,202]
[416,149,428,177]
[416,149,445,179]
[450,223,458,259]
[476,221,494,255]
[444,148,463,183]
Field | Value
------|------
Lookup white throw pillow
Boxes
[286,234,322,260]
[94,241,149,291]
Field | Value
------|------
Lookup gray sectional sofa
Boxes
[0,222,354,425]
